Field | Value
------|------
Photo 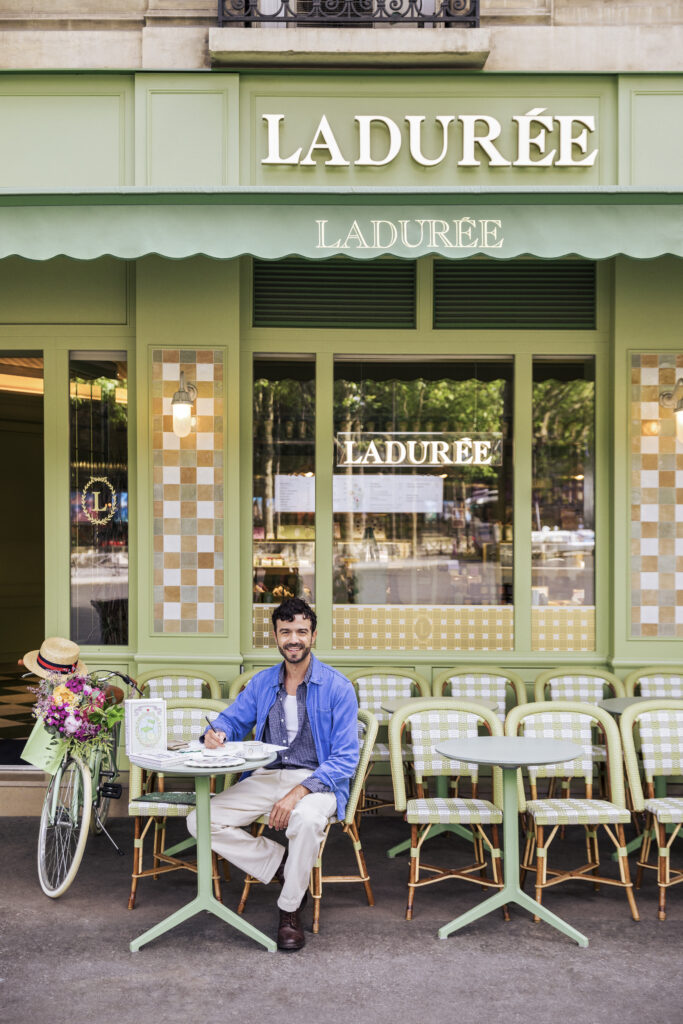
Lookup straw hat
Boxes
[23,637,88,679]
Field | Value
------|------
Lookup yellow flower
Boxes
[53,684,78,707]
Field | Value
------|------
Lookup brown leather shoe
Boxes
[277,907,305,951]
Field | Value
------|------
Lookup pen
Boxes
[205,715,223,742]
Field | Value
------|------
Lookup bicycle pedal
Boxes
[101,783,123,799]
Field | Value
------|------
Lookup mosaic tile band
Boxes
[531,607,596,652]
[630,353,683,639]
[152,349,224,634]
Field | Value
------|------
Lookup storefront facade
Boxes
[0,68,682,753]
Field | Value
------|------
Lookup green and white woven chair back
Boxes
[548,675,607,704]
[355,674,417,725]
[408,709,480,782]
[144,676,206,700]
[441,673,508,724]
[637,675,683,699]
[166,706,221,746]
[522,711,595,782]
[638,709,683,781]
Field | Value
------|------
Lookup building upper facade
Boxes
[0,0,682,72]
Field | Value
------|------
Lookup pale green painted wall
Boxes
[0,71,680,188]
[1,251,680,689]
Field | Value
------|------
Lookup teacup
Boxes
[243,741,265,758]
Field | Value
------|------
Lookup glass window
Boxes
[332,359,513,607]
[252,357,315,608]
[70,352,128,644]
[532,358,595,607]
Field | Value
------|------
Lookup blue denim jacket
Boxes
[206,654,359,820]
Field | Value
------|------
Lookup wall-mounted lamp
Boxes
[659,377,683,444]
[171,371,197,438]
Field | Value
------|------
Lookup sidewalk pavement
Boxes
[1,813,678,1024]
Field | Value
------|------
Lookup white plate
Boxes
[184,755,245,769]
[242,750,268,761]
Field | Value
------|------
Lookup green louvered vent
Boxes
[433,259,596,330]
[253,257,416,329]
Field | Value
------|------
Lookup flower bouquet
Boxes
[23,673,125,771]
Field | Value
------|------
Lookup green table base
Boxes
[130,775,276,953]
[437,767,589,947]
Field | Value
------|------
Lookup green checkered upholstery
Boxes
[129,791,196,817]
[525,798,630,826]
[406,796,502,825]
[644,797,683,824]
[439,673,509,724]
[144,677,206,700]
[521,711,595,782]
[638,676,683,699]
[548,675,607,703]
[638,709,683,780]
[355,674,419,724]
[408,710,481,782]
[166,706,221,746]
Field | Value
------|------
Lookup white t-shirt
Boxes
[283,693,299,745]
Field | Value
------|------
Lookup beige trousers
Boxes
[186,767,337,912]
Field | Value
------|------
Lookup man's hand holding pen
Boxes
[204,715,226,749]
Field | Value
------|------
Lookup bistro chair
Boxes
[534,667,625,784]
[136,668,222,701]
[623,667,683,699]
[237,708,378,934]
[388,698,505,921]
[227,666,269,699]
[346,666,431,815]
[505,701,639,922]
[620,698,683,920]
[432,665,528,725]
[127,697,231,910]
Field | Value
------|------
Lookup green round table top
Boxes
[436,736,582,769]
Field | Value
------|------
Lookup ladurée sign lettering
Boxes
[262,109,597,169]
[336,433,503,468]
[317,217,503,251]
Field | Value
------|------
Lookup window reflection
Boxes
[253,357,315,605]
[532,359,595,606]
[70,353,128,644]
[333,359,513,607]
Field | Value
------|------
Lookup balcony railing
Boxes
[218,0,479,28]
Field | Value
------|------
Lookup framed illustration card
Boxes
[125,699,167,756]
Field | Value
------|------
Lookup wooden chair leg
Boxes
[405,824,419,921]
[614,823,639,922]
[533,825,545,922]
[657,820,668,921]
[237,874,254,915]
[128,817,142,910]
[211,851,223,903]
[637,814,654,889]
[349,820,374,908]
[311,861,322,935]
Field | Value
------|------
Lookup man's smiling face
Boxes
[274,614,316,665]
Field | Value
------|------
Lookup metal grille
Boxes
[252,257,416,329]
[433,259,597,330]
[219,0,478,26]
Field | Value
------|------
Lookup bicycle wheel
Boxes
[89,742,116,836]
[37,753,92,898]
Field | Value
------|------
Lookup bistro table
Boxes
[382,696,500,859]
[435,735,589,947]
[129,753,277,953]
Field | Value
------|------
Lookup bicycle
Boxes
[36,670,143,898]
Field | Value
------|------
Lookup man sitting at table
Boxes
[186,597,359,951]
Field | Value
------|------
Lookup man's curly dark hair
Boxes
[272,597,317,634]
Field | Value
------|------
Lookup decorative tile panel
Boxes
[253,604,514,651]
[152,349,224,634]
[630,353,683,638]
[531,607,596,652]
